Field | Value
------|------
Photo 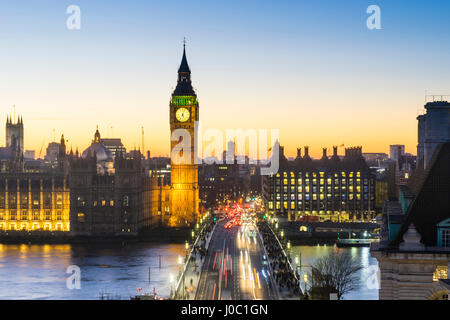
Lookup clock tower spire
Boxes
[173,40,195,96]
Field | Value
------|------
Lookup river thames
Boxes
[0,243,378,300]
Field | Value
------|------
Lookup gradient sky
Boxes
[1,0,449,158]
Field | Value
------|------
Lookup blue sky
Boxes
[0,0,449,157]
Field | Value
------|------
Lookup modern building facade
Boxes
[417,100,450,168]
[100,138,126,159]
[389,145,405,162]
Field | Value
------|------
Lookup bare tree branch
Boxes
[309,251,362,300]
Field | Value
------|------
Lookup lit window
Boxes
[433,266,448,282]
[77,213,85,223]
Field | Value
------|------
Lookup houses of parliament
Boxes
[0,46,200,237]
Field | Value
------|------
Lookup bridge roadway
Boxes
[195,220,278,300]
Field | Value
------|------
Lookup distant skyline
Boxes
[1,0,450,158]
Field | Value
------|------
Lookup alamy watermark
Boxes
[171,122,279,175]
[66,5,81,30]
[365,265,380,290]
[366,5,381,30]
[66,265,81,289]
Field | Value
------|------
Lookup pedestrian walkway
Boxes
[257,221,304,300]
[174,222,216,299]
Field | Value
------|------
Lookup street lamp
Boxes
[169,273,174,298]
[304,274,308,295]
[280,230,284,239]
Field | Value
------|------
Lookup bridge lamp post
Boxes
[169,273,175,299]
[303,274,308,296]
[185,241,189,256]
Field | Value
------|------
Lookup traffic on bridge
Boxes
[195,203,278,300]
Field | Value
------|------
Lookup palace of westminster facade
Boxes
[0,46,200,237]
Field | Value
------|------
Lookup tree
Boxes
[309,251,362,300]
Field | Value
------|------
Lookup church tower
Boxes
[169,43,199,227]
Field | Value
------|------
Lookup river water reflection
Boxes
[0,243,378,300]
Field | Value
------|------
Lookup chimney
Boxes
[322,148,327,159]
[280,146,285,158]
[333,146,338,157]
[296,148,302,159]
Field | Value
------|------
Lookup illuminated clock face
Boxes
[176,107,190,122]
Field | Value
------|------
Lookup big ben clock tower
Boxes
[169,43,199,227]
